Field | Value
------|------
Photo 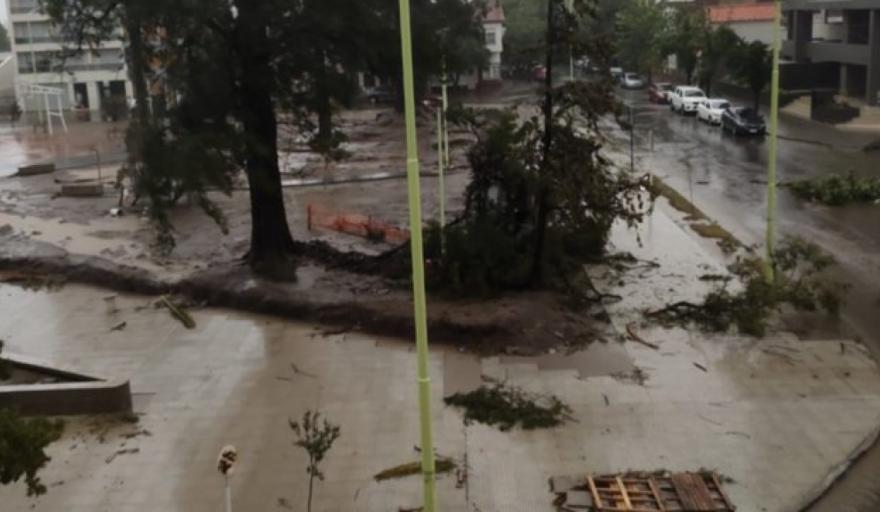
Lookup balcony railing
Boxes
[15,36,64,44]
[19,62,125,74]
[65,62,126,72]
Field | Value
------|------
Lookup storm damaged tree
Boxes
[43,0,309,278]
[41,0,237,258]
[0,410,63,497]
[426,0,652,296]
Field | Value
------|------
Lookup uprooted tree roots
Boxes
[444,381,573,431]
[646,237,844,337]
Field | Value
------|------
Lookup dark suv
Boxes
[721,107,766,136]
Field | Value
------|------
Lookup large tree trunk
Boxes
[235,0,297,280]
[530,0,556,285]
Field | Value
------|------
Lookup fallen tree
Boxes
[787,172,880,206]
[646,237,844,337]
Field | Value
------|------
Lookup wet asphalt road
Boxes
[618,88,880,511]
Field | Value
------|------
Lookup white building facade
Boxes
[482,2,505,81]
[7,0,132,115]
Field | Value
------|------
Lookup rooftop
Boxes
[708,3,776,23]
[483,1,505,23]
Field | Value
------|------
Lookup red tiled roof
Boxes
[708,4,776,23]
[484,1,505,23]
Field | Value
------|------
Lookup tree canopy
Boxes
[42,0,486,279]
[616,0,669,78]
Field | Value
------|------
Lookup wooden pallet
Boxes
[587,472,735,512]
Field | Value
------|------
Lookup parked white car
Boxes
[697,98,731,125]
[669,86,707,115]
[621,72,645,89]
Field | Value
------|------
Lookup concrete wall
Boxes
[729,21,776,44]
[0,354,132,416]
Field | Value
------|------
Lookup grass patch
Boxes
[648,177,707,221]
[690,223,741,253]
[444,383,573,431]
[374,458,456,481]
[787,172,880,206]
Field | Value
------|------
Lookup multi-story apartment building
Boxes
[7,0,132,115]
[783,0,880,105]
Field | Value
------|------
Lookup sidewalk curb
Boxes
[792,418,880,512]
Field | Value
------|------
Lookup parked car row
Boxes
[649,82,766,136]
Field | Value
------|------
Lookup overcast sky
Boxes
[0,0,7,26]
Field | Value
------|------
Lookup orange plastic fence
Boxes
[307,204,410,244]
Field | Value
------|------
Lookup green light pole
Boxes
[764,0,782,283]
[397,0,437,510]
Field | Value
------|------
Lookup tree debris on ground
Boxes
[0,409,64,496]
[646,237,843,337]
[0,271,67,292]
[787,172,880,206]
[373,458,456,482]
[625,323,660,350]
[444,382,573,431]
[158,295,196,329]
[104,448,140,464]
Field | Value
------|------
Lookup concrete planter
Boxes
[0,353,132,416]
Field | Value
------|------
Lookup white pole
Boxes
[44,92,53,136]
[224,475,232,512]
[58,93,68,133]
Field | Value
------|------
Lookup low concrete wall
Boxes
[0,354,132,416]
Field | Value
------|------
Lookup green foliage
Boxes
[502,0,548,76]
[0,409,64,496]
[373,458,456,481]
[648,237,843,337]
[444,383,573,431]
[290,410,341,512]
[697,25,741,96]
[664,6,706,84]
[787,172,880,206]
[426,1,650,297]
[616,0,669,76]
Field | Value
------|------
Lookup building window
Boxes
[825,9,843,24]
[10,0,39,14]
[485,30,496,46]
[17,53,34,74]
[33,51,62,73]
[13,22,62,44]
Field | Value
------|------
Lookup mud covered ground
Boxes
[0,88,613,354]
